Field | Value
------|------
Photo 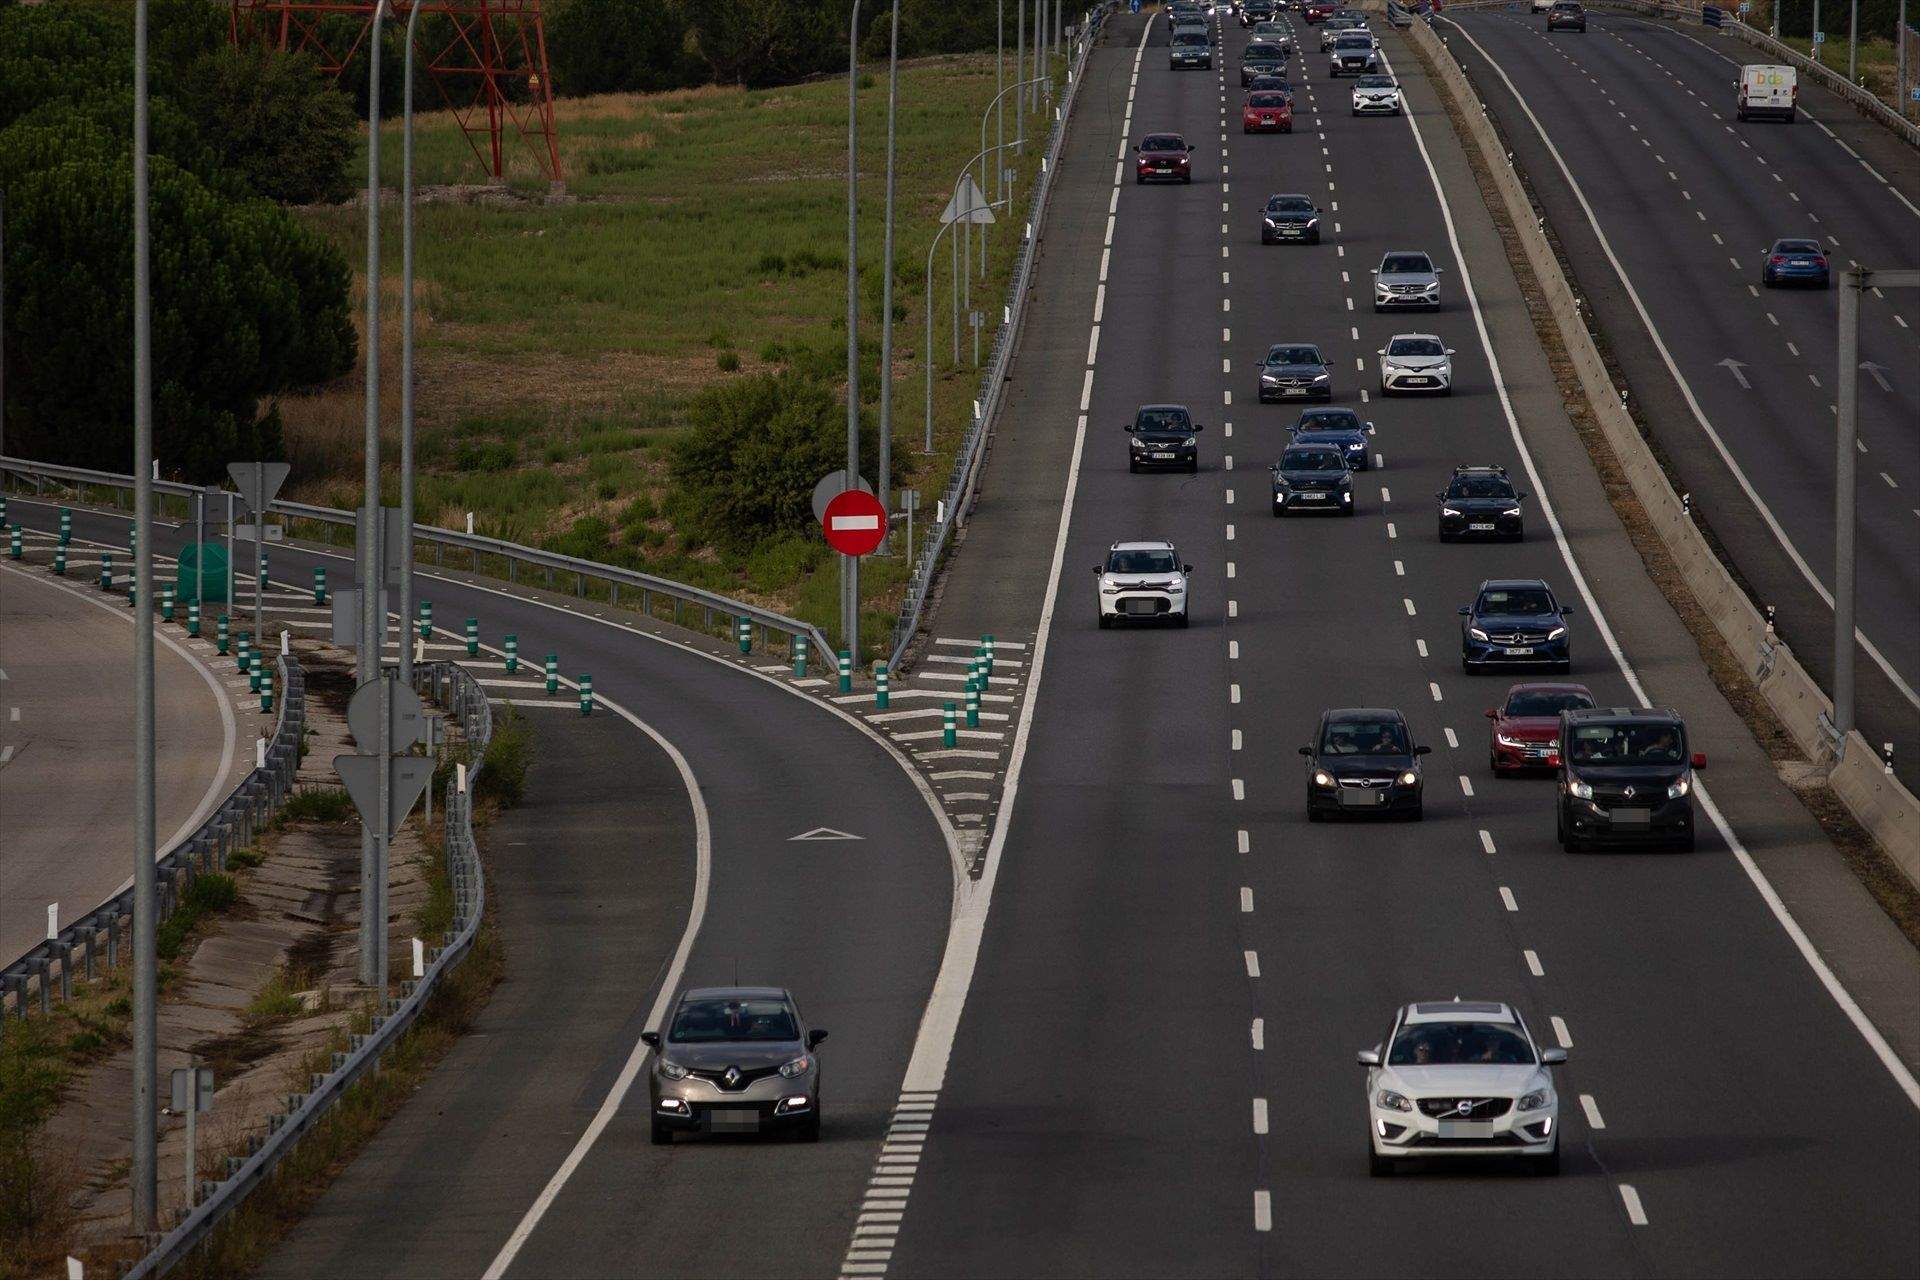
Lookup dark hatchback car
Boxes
[1270,443,1356,515]
[1241,41,1289,86]
[1259,341,1332,400]
[1248,73,1293,94]
[644,987,827,1143]
[1437,464,1527,541]
[1127,403,1203,472]
[1291,406,1373,469]
[1546,0,1588,30]
[1486,681,1595,774]
[1260,193,1322,244]
[1135,133,1195,183]
[1302,708,1430,821]
[1557,707,1706,851]
[1460,578,1574,673]
[1762,238,1830,287]
[1241,0,1277,24]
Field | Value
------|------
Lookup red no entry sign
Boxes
[821,489,888,556]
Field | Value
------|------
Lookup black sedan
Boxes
[1241,41,1289,85]
[1436,464,1526,540]
[1301,707,1430,821]
[1258,341,1332,401]
[1270,443,1355,515]
[1260,193,1322,244]
[1127,403,1203,473]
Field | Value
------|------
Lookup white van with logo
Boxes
[1736,64,1797,122]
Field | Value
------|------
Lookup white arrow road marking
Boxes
[1716,357,1750,389]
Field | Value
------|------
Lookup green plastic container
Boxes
[175,543,231,605]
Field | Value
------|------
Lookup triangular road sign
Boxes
[788,827,863,842]
[940,174,996,226]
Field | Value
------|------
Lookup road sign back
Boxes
[346,675,426,752]
[822,489,888,556]
[227,461,291,516]
[333,755,434,840]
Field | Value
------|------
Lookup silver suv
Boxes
[644,987,826,1143]
[1372,250,1440,311]
[1328,30,1379,76]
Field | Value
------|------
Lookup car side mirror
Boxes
[1124,422,1136,432]
[1366,422,1377,435]
[1691,752,1708,769]
[1434,492,1445,501]
[1446,348,1457,355]
[1541,1047,1568,1066]
[1484,708,1498,720]
[1457,605,1471,616]
[1183,563,1194,573]
[1187,143,1197,152]
[641,1031,660,1048]
[1414,745,1432,756]
[1357,1047,1381,1066]
[807,1029,829,1049]
[1298,745,1313,757]
[1435,267,1444,273]
[1193,423,1206,431]
[1376,348,1386,356]
[1369,268,1380,275]
[1133,145,1141,152]
[1518,491,1530,500]
[1560,604,1577,615]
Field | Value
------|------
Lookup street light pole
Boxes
[359,0,388,992]
[130,0,159,1235]
[878,0,900,529]
[1849,0,1859,82]
[400,0,423,685]
[924,134,1027,454]
[1018,0,1027,141]
[1834,268,1860,741]
[844,0,862,656]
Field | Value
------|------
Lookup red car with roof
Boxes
[1134,132,1194,184]
[1486,682,1595,774]
[1242,91,1294,133]
[1304,2,1336,21]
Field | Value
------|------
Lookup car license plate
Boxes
[1283,386,1307,394]
[1436,1120,1492,1139]
[1469,522,1496,531]
[1405,377,1430,385]
[1610,807,1651,826]
[1153,452,1176,459]
[1301,493,1327,501]
[1339,789,1382,807]
[708,1108,760,1132]
[1502,646,1534,656]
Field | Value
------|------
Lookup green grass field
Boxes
[284,51,1065,655]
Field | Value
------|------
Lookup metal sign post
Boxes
[169,1066,213,1210]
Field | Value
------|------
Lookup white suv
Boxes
[1095,541,1191,629]
[1360,1000,1565,1176]
[1378,332,1454,395]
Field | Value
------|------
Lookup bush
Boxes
[716,350,741,372]
[281,786,354,824]
[155,873,239,960]
[456,439,519,472]
[477,709,532,809]
[546,0,697,96]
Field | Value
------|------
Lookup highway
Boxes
[0,560,244,964]
[1442,4,1920,787]
[871,8,1919,1277]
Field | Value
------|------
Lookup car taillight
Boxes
[1814,256,1828,266]
[1769,255,1786,265]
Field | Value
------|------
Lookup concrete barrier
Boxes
[1403,14,1920,886]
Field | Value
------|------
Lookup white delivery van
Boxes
[1736,64,1797,122]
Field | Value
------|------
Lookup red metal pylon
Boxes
[230,0,563,187]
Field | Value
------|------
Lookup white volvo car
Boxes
[1360,1000,1565,1176]
[1378,332,1454,396]
[1095,540,1191,629]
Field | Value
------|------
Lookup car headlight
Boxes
[1398,770,1419,786]
[779,1054,813,1079]
[1667,775,1691,800]
[1100,580,1123,594]
[658,1059,689,1080]
[1441,507,1463,517]
[1312,769,1335,788]
[1567,778,1594,800]
[1496,732,1528,748]
[1263,217,1277,226]
[1305,217,1320,228]
[1504,506,1523,517]
[1181,437,1197,448]
[1517,1088,1552,1113]
[1312,372,1330,382]
[1262,372,1280,382]
[1547,626,1567,641]
[1468,626,1489,642]
[1376,1089,1412,1112]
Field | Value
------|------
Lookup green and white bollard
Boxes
[53,544,66,576]
[217,614,230,656]
[0,497,6,524]
[736,616,752,654]
[128,525,137,555]
[58,508,71,546]
[188,601,201,638]
[162,585,176,623]
[257,550,269,591]
[248,651,263,694]
[792,634,809,678]
[579,674,594,716]
[875,663,890,709]
[504,634,519,673]
[127,574,137,607]
[418,601,433,641]
[465,617,479,657]
[312,566,327,604]
[545,654,559,696]
[99,553,114,592]
[236,633,252,674]
[966,681,981,728]
[8,526,22,560]
[837,649,853,694]
[943,702,958,748]
[983,634,996,678]
[260,671,274,715]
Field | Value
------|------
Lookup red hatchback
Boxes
[1242,91,1294,133]
[1135,132,1194,184]
[1303,2,1336,21]
[1485,682,1595,774]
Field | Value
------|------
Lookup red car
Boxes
[1135,132,1193,184]
[1242,91,1294,133]
[1485,682,1596,774]
[1303,2,1336,21]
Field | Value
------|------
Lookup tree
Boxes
[546,0,695,96]
[686,0,844,87]
[177,46,355,204]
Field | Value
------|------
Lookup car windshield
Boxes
[1174,32,1208,44]
[1356,75,1396,88]
[1479,588,1555,615]
[1109,549,1178,574]
[1299,410,1362,432]
[1283,448,1346,471]
[1247,44,1283,58]
[670,998,798,1043]
[1390,1021,1536,1066]
[1388,337,1446,357]
[1568,722,1684,764]
[1254,22,1286,33]
[1141,135,1185,151]
[1447,475,1513,498]
[1267,196,1315,213]
[1321,719,1409,755]
[1267,345,1322,365]
[1774,240,1820,254]
[1248,93,1288,107]
[1507,689,1594,717]
[1136,408,1191,431]
[1336,33,1372,46]
[1380,253,1430,273]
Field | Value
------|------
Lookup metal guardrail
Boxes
[0,456,835,673]
[0,656,305,1027]
[123,659,491,1278]
[886,3,1115,670]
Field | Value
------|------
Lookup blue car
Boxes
[1459,578,1574,674]
[1762,238,1829,288]
[1290,407,1374,470]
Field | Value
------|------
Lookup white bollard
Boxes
[280,630,290,656]
[255,737,267,768]
[412,937,425,978]
[465,512,475,535]
[457,762,468,795]
[46,903,57,940]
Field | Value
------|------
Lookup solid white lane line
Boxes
[1619,1184,1648,1226]
[1500,886,1518,912]
[1525,949,1544,977]
[1581,1094,1605,1129]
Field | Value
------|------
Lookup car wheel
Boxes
[1310,231,1321,244]
[1174,611,1190,628]
[1461,656,1473,674]
[1369,1146,1396,1177]
[651,1119,673,1145]
[1786,109,1797,124]
[1736,108,1748,121]
[1283,123,1293,133]
[1098,613,1111,630]
[1182,174,1192,184]
[1342,503,1355,517]
[1135,175,1144,184]
[798,1110,822,1143]
[1556,808,1568,848]
[1438,530,1452,543]
[1441,384,1452,397]
[1530,1144,1561,1176]
[1491,754,1503,774]
[1308,804,1325,823]
[1372,302,1382,312]
[1128,459,1139,473]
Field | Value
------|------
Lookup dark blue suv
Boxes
[1458,579,1574,673]
[1289,407,1373,470]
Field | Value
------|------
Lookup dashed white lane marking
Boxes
[1417,639,1429,658]
[1500,886,1519,912]
[1231,728,1243,751]
[1443,725,1456,748]
[1429,681,1443,702]
[1230,682,1241,702]
[1883,472,1899,490]
[1479,829,1495,854]
[1551,1016,1573,1048]
[1229,640,1239,659]
[1252,1097,1269,1133]
[1244,950,1261,978]
[1458,773,1472,795]
[1237,828,1250,853]
[1233,777,1246,801]
[1241,886,1254,913]
[1253,1190,1273,1233]
[1581,1094,1606,1129]
[1394,559,1405,575]
[1251,1018,1265,1051]
[1403,598,1416,616]
[1525,949,1544,977]
[1619,1184,1649,1226]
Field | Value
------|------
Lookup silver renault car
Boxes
[1360,999,1565,1176]
[643,987,826,1143]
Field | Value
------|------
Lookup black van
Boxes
[1556,707,1705,851]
